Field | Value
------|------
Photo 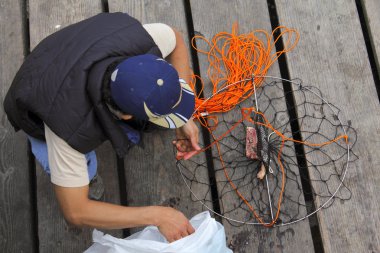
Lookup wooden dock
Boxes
[1,0,379,252]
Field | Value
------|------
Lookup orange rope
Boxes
[190,24,299,127]
[188,25,347,226]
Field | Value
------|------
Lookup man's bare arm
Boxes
[54,185,194,242]
[167,28,201,160]
[166,28,192,83]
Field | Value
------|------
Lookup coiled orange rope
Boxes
[190,24,299,127]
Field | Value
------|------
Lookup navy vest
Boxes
[4,13,162,157]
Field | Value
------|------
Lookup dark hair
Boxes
[102,59,125,113]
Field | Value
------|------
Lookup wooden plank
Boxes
[108,0,211,233]
[28,0,122,252]
[190,0,315,252]
[29,0,100,49]
[0,0,35,252]
[275,0,380,252]
[108,0,192,50]
[362,0,380,78]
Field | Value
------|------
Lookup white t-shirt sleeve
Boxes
[143,23,176,58]
[45,124,89,187]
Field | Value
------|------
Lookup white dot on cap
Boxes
[157,79,164,86]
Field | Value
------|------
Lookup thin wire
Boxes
[248,81,279,225]
[266,175,274,221]
[254,76,275,224]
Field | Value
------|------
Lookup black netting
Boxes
[176,77,357,226]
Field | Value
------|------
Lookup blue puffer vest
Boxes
[4,12,162,157]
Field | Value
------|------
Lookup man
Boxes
[4,12,200,242]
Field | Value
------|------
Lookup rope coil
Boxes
[190,24,300,126]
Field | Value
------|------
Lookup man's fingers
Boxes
[183,150,198,160]
[190,134,201,151]
[177,150,199,160]
[174,137,201,160]
[173,235,182,242]
[180,230,189,238]
[173,140,191,152]
[187,223,195,234]
[176,151,186,160]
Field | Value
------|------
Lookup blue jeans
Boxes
[27,136,97,181]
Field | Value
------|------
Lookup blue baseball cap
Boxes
[110,54,195,129]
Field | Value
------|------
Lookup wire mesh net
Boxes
[176,77,357,226]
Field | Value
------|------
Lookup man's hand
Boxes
[154,206,195,242]
[173,119,201,160]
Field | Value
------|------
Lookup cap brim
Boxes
[148,81,195,128]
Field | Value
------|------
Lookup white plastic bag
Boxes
[84,211,233,253]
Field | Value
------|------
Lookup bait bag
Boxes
[85,211,232,253]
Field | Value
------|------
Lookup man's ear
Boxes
[120,114,133,120]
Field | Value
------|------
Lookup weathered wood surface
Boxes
[362,0,380,78]
[29,0,101,49]
[1,0,380,252]
[29,0,121,251]
[190,1,315,252]
[275,0,380,252]
[108,0,211,233]
[0,0,35,252]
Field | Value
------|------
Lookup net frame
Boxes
[175,75,357,226]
